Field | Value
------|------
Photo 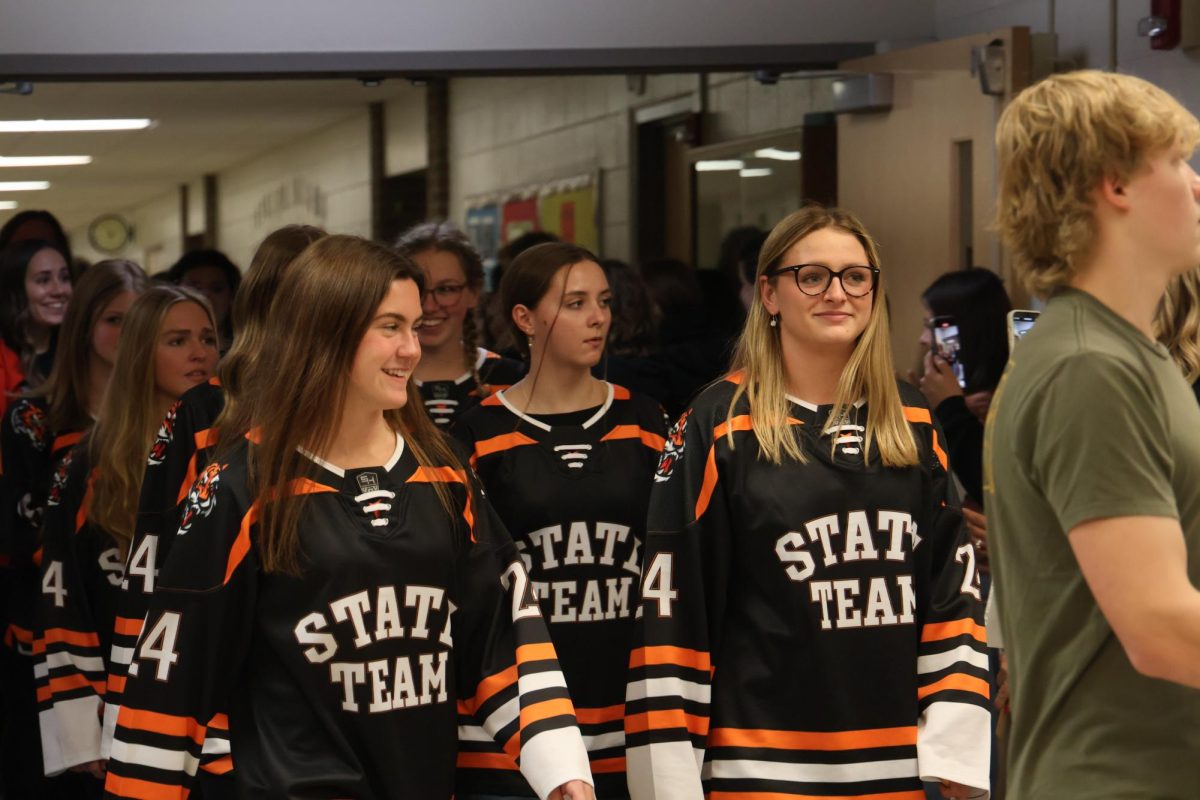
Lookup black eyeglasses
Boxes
[422,282,468,307]
[766,264,879,297]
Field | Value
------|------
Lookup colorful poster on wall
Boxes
[501,197,539,244]
[538,183,599,253]
[465,204,500,262]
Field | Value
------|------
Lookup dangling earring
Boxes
[769,314,779,328]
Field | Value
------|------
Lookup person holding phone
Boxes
[914,268,1012,508]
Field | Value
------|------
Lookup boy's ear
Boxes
[1097,172,1132,212]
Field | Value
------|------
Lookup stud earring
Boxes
[769,314,779,328]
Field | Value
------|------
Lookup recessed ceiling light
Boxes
[754,147,801,161]
[0,201,17,210]
[0,181,50,191]
[740,168,774,178]
[0,119,152,133]
[695,160,745,172]
[0,156,92,167]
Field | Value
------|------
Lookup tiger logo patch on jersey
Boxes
[178,462,221,535]
[46,450,74,508]
[147,401,181,466]
[654,409,692,483]
[11,400,48,449]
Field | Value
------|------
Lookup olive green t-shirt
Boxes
[985,288,1200,798]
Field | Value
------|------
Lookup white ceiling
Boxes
[0,79,423,233]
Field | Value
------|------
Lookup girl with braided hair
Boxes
[395,222,523,429]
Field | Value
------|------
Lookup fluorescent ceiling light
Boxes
[0,119,152,133]
[0,201,17,210]
[695,159,745,172]
[0,181,50,191]
[740,168,773,178]
[754,147,801,161]
[0,155,92,167]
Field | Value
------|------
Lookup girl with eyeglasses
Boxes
[453,242,667,800]
[395,222,523,429]
[626,205,990,800]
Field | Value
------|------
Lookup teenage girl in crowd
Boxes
[0,239,73,413]
[0,260,147,799]
[101,224,326,787]
[625,205,990,800]
[453,243,666,799]
[166,249,241,355]
[395,222,523,428]
[34,286,218,784]
[104,236,593,800]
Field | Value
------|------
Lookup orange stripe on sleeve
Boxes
[199,754,233,775]
[114,616,144,637]
[42,627,101,649]
[931,429,948,471]
[612,384,632,400]
[225,479,334,583]
[519,697,576,729]
[600,425,666,452]
[515,641,559,664]
[575,704,625,725]
[37,673,107,704]
[52,431,83,452]
[104,773,190,800]
[118,707,206,746]
[458,665,518,716]
[707,725,918,751]
[206,713,229,731]
[106,673,126,694]
[624,709,709,737]
[902,406,932,425]
[457,751,520,771]
[629,645,711,673]
[917,673,991,701]
[590,756,627,773]
[921,619,987,644]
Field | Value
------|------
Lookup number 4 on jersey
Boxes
[139,611,182,680]
[642,552,677,617]
[42,560,67,608]
[122,534,159,594]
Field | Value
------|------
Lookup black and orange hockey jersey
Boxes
[625,376,990,799]
[1,394,85,654]
[104,432,592,800]
[34,438,127,775]
[102,379,228,773]
[416,347,523,429]
[453,382,666,798]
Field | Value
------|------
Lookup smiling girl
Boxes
[34,286,218,781]
[0,240,73,412]
[395,222,523,429]
[626,206,990,800]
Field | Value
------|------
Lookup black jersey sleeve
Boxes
[103,459,258,799]
[34,448,110,774]
[625,396,733,799]
[2,397,51,565]
[902,395,990,791]
[453,473,594,798]
[103,395,227,770]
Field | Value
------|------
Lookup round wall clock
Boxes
[88,214,132,253]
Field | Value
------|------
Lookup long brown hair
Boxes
[242,235,463,574]
[1157,267,1200,383]
[728,204,918,467]
[36,259,147,432]
[394,221,486,379]
[89,286,217,553]
[216,224,326,434]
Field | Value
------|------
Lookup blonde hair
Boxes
[1157,267,1200,383]
[728,205,918,467]
[89,286,217,553]
[997,70,1200,297]
[239,235,464,575]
